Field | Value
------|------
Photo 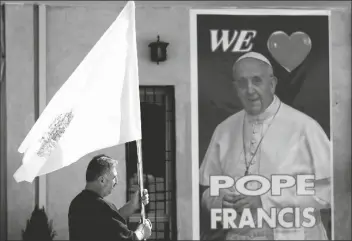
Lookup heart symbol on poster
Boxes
[267,31,312,72]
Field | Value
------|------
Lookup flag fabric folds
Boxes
[14,1,141,183]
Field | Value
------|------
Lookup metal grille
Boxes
[125,86,177,240]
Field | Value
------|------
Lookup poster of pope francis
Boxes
[190,8,332,240]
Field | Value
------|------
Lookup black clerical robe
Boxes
[69,190,135,241]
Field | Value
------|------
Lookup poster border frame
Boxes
[189,8,333,240]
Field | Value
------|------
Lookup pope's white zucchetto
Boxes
[235,51,272,67]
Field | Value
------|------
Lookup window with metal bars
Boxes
[125,86,177,240]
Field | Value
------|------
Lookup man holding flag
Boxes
[68,154,152,241]
[13,0,151,239]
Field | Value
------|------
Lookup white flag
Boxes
[14,1,141,183]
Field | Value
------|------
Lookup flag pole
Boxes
[136,139,146,223]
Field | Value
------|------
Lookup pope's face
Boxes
[232,58,277,115]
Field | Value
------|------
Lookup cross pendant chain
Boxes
[242,102,282,177]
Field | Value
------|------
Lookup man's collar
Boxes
[83,188,103,198]
[246,95,281,123]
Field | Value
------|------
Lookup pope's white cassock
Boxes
[199,95,331,240]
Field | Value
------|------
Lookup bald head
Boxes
[232,53,277,115]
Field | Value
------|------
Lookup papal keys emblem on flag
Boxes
[37,111,74,158]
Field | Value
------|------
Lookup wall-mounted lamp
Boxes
[148,35,169,64]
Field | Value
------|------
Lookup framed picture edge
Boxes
[189,8,335,240]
